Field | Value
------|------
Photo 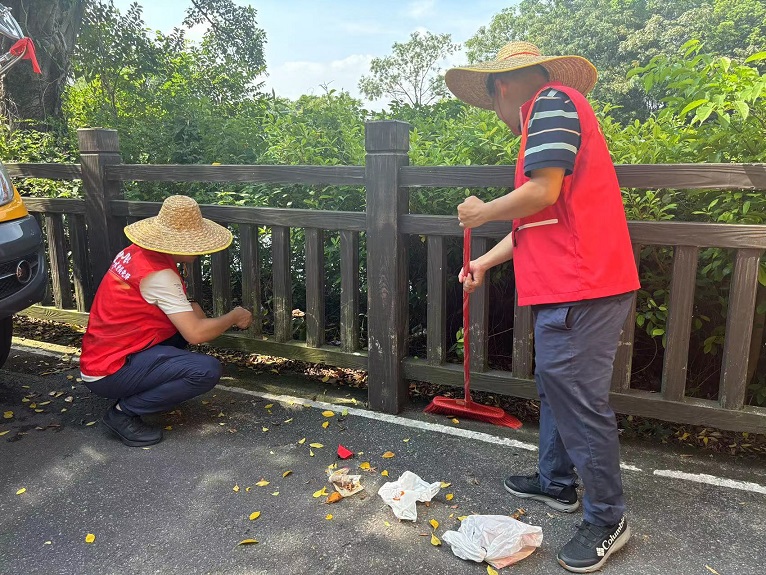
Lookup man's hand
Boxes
[458,260,487,294]
[458,196,487,228]
[230,306,253,329]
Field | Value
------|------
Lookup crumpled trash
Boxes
[377,471,441,521]
[328,467,364,497]
[442,515,543,568]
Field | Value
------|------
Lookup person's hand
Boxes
[458,260,487,294]
[458,196,487,228]
[230,306,253,329]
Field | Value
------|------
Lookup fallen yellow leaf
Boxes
[245,487,251,492]
[282,470,293,478]
[359,462,371,470]
[85,421,96,427]
[237,539,258,545]
[38,401,51,406]
[255,480,270,487]
[272,492,279,496]
[341,409,349,416]
[382,451,395,459]
[327,463,338,471]
[3,411,13,419]
[446,493,454,501]
[431,533,441,546]
[440,482,452,488]
[321,375,329,383]
[322,410,335,417]
[451,418,460,424]
[458,516,468,521]
[44,541,52,545]
[313,487,328,498]
[381,470,389,477]
[325,514,333,520]
[233,485,240,492]
[284,418,293,423]
[384,521,391,527]
[16,488,26,495]
[326,492,343,504]
[34,409,44,413]
[430,519,439,530]
[298,438,306,445]
[309,443,324,448]
[0,430,9,436]
[262,427,269,432]
[487,566,498,575]
[164,426,172,431]
[705,567,721,575]
[249,511,261,521]
[403,438,410,443]
[310,449,315,457]
[322,421,329,429]
[264,404,274,409]
[85,533,95,544]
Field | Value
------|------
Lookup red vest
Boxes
[513,82,639,306]
[80,245,183,376]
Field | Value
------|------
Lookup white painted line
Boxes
[217,384,539,452]
[11,344,71,360]
[654,470,766,495]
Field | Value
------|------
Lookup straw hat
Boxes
[445,41,598,110]
[124,195,232,256]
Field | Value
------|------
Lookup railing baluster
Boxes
[612,244,642,392]
[305,228,325,348]
[211,233,232,318]
[468,235,489,372]
[272,226,292,342]
[427,235,447,365]
[68,213,94,311]
[44,213,74,309]
[512,303,534,380]
[240,224,262,336]
[340,230,360,352]
[720,248,763,409]
[660,246,700,401]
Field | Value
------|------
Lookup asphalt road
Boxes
[2,343,765,575]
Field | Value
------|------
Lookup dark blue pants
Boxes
[533,293,633,526]
[84,333,222,416]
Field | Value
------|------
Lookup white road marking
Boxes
[653,470,766,494]
[217,385,540,452]
[8,345,761,495]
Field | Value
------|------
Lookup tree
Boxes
[1,0,85,129]
[359,31,459,107]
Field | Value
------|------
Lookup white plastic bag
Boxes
[442,515,543,568]
[377,471,441,521]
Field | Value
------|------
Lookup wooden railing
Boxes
[7,122,766,433]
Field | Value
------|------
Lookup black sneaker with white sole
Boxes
[557,516,631,573]
[503,473,579,512]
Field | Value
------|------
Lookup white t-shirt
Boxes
[80,270,193,381]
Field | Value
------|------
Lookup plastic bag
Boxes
[377,471,441,521]
[442,515,543,568]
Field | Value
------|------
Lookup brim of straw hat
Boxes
[445,55,598,110]
[124,216,233,256]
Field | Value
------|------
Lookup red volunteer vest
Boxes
[80,245,183,376]
[513,82,639,306]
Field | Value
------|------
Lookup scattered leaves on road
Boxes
[326,492,343,504]
[706,567,721,575]
[282,470,293,478]
[382,451,395,459]
[322,411,335,417]
[440,482,451,488]
[233,485,240,492]
[359,462,371,471]
[446,494,454,501]
[451,418,460,425]
[255,480,270,487]
[325,514,333,520]
[309,443,324,448]
[298,438,306,445]
[322,421,330,429]
[237,539,258,546]
[85,533,95,544]
[0,430,9,436]
[429,519,439,530]
[313,487,328,498]
[430,533,441,546]
[3,411,13,419]
[249,511,261,521]
[16,488,26,495]
[381,470,389,477]
[487,566,498,575]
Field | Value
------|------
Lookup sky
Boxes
[112,0,512,109]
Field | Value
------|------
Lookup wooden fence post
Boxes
[77,128,125,287]
[365,120,410,414]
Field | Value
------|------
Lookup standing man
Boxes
[446,42,639,572]
[80,195,253,447]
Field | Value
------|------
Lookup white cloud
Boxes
[405,0,437,19]
[264,53,391,109]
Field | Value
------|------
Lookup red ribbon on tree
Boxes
[9,38,41,74]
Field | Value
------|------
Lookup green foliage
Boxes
[359,31,460,106]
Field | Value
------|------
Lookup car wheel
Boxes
[0,316,12,368]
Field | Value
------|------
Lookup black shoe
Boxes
[102,404,163,447]
[503,473,579,512]
[557,516,631,573]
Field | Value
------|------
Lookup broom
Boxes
[424,228,522,429]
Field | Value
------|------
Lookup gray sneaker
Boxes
[503,472,579,512]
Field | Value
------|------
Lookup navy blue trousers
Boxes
[533,293,633,526]
[84,333,222,416]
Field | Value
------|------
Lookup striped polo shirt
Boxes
[523,88,581,177]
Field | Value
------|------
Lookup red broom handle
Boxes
[463,227,472,405]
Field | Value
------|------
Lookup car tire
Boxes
[0,316,12,368]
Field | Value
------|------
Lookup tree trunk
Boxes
[1,0,85,130]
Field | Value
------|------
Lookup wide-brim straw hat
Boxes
[445,41,598,110]
[124,195,232,256]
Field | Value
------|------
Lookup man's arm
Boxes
[459,231,515,293]
[168,307,252,345]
